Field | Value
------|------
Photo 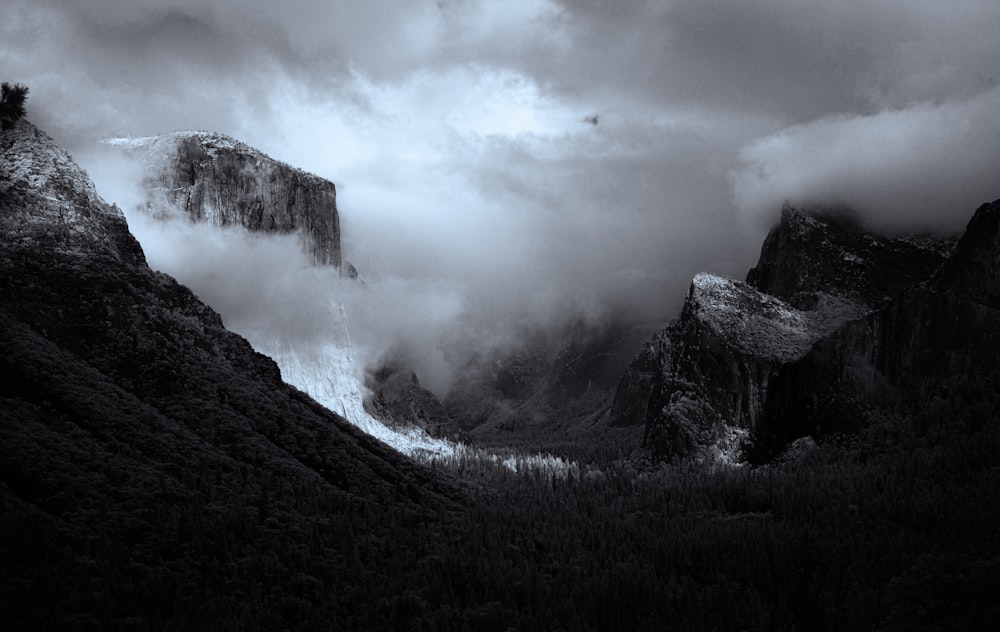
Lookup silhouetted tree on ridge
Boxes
[1,82,29,130]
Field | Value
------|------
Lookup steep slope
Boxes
[757,199,1000,459]
[108,130,455,457]
[747,205,952,308]
[106,131,341,267]
[0,120,458,629]
[612,205,953,460]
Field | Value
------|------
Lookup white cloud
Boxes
[730,87,1000,234]
[7,0,1000,389]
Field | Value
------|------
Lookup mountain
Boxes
[108,130,453,457]
[0,120,458,629]
[107,129,640,461]
[612,204,956,461]
[106,131,342,267]
[757,199,1000,459]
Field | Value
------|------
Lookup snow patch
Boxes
[689,272,867,362]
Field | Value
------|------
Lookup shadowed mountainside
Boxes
[756,199,1000,460]
[612,204,957,460]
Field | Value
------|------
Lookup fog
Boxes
[731,86,1000,235]
[6,0,1000,393]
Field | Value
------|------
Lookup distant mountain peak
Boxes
[748,203,953,310]
[613,200,958,462]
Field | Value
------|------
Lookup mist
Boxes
[8,0,1000,395]
[116,205,468,396]
[731,86,1000,235]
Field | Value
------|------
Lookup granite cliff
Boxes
[108,129,459,456]
[107,131,342,267]
[611,204,956,461]
[757,199,1000,459]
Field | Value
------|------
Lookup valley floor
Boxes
[4,393,999,631]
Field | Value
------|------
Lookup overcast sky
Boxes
[4,0,1000,391]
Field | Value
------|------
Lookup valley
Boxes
[3,116,1000,631]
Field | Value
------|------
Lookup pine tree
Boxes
[1,82,29,130]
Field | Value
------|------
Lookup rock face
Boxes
[107,131,341,267]
[110,130,459,455]
[611,204,955,461]
[747,205,952,308]
[365,362,455,437]
[758,199,1000,459]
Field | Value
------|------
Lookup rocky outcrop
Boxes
[364,362,456,438]
[611,273,866,460]
[111,131,459,454]
[757,199,1000,459]
[936,200,1000,308]
[1,120,145,265]
[612,204,955,461]
[107,131,341,267]
[746,206,951,308]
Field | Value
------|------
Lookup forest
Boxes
[3,353,998,631]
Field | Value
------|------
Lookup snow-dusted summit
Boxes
[106,131,341,267]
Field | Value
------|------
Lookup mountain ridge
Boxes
[612,203,959,461]
[754,199,1000,459]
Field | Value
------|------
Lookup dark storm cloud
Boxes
[546,0,1000,122]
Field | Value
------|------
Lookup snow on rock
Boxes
[104,128,577,477]
[621,204,956,462]
[689,272,867,363]
[1,120,144,264]
[105,131,246,158]
[259,333,578,478]
[105,131,341,267]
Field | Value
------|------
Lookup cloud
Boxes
[546,0,1000,123]
[116,202,470,395]
[6,0,1000,396]
[730,86,1000,234]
